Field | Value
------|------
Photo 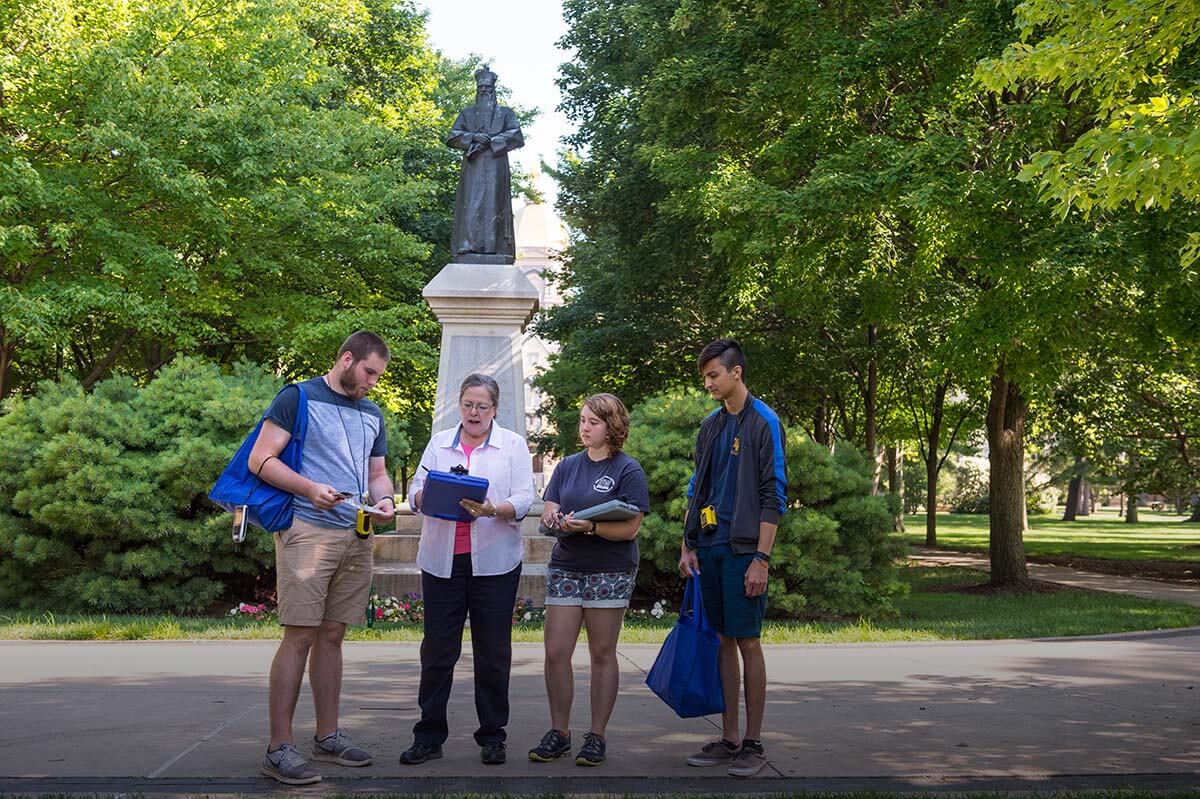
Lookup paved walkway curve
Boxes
[2,635,1198,793]
[909,546,1200,607]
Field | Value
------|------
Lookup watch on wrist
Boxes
[752,551,771,564]
[588,520,598,535]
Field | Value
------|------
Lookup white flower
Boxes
[524,612,532,620]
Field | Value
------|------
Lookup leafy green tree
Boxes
[977,0,1200,266]
[546,0,1200,588]
[0,0,470,428]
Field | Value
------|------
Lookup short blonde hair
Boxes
[582,393,630,452]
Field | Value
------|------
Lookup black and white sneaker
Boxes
[528,729,571,762]
[575,732,606,766]
[686,738,739,767]
[728,741,768,777]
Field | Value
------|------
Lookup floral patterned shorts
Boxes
[545,567,637,608]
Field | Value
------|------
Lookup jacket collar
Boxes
[719,391,755,423]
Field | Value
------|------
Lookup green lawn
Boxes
[3,564,1197,642]
[907,508,1200,562]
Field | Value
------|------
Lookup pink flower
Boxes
[375,608,385,619]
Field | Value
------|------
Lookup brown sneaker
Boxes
[686,738,739,767]
[728,743,767,777]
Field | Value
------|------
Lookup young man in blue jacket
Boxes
[678,338,786,778]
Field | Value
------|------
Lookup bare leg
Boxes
[269,625,318,748]
[310,620,347,739]
[737,637,766,740]
[582,607,626,736]
[543,605,584,733]
[717,633,741,742]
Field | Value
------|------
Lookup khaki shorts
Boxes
[275,517,373,627]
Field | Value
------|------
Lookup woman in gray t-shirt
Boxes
[528,393,650,767]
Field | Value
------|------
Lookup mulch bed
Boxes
[1025,554,1200,584]
[921,546,1200,585]
[918,578,1066,596]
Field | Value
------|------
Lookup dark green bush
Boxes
[0,358,407,612]
[624,390,906,617]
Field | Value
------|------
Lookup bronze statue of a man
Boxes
[447,67,525,264]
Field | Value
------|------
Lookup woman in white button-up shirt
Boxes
[400,374,535,766]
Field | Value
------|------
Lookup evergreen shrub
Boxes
[624,390,906,618]
[0,358,407,612]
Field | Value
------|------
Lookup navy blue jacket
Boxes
[684,393,787,554]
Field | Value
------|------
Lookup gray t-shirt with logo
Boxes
[266,377,386,529]
[544,450,650,573]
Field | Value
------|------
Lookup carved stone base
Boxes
[422,262,539,437]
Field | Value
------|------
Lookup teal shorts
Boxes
[696,544,767,639]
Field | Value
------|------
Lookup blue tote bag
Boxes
[645,575,725,718]
[209,384,309,532]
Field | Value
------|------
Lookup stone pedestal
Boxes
[423,262,539,437]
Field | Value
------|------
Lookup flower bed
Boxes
[230,593,673,627]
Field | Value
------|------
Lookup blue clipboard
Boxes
[421,468,490,522]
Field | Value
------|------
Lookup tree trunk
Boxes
[1063,456,1091,521]
[1077,478,1091,515]
[887,444,904,531]
[986,370,1029,587]
[1188,495,1200,523]
[1063,475,1081,521]
[813,400,829,447]
[925,456,938,545]
[866,325,879,493]
[0,339,12,401]
[81,328,135,390]
[920,380,949,546]
[1125,492,1139,524]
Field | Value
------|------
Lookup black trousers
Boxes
[414,554,521,746]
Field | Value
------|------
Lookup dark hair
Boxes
[338,330,390,363]
[581,393,630,452]
[459,373,500,408]
[697,338,747,380]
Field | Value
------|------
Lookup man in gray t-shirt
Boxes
[248,331,395,785]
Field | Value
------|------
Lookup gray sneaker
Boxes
[728,744,768,777]
[311,728,372,767]
[259,743,321,785]
[686,738,740,767]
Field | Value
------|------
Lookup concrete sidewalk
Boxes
[2,633,1199,793]
[910,546,1200,607]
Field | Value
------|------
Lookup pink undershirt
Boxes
[453,444,476,555]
